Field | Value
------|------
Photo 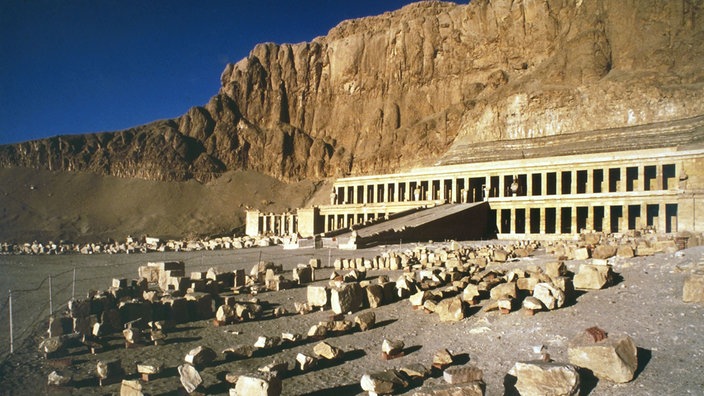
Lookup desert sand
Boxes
[0,241,702,395]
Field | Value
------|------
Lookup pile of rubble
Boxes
[0,234,283,255]
[38,230,700,395]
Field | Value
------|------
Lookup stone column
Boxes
[526,174,533,196]
[638,166,645,191]
[587,169,594,194]
[620,207,629,232]
[556,172,563,196]
[525,207,532,234]
[440,180,446,202]
[555,207,562,234]
[363,184,368,204]
[510,207,516,234]
[373,183,379,204]
[498,176,505,198]
[539,207,546,234]
[571,207,578,234]
[587,206,594,231]
[604,207,612,233]
[484,176,491,199]
[570,170,577,195]
[393,182,399,202]
[656,165,664,191]
[540,172,547,196]
[602,168,609,193]
[451,178,458,203]
[658,202,667,233]
[619,167,626,192]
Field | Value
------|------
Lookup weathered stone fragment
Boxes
[137,358,163,377]
[533,283,566,310]
[522,296,543,315]
[683,273,704,303]
[567,330,638,383]
[184,345,217,367]
[254,336,281,349]
[296,352,317,371]
[382,339,405,356]
[490,282,517,300]
[306,285,329,308]
[511,361,580,396]
[330,283,363,314]
[545,261,567,279]
[592,245,617,260]
[258,360,289,377]
[365,284,385,308]
[96,359,123,385]
[433,349,454,369]
[178,363,202,394]
[38,336,65,356]
[307,324,328,338]
[120,379,143,396]
[360,370,409,395]
[313,341,343,360]
[293,265,313,284]
[444,364,483,384]
[573,264,613,290]
[573,247,590,261]
[223,344,257,360]
[617,245,635,258]
[410,381,485,396]
[436,297,465,322]
[399,363,431,380]
[355,311,376,331]
[47,370,72,387]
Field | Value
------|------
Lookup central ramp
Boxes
[334,201,490,248]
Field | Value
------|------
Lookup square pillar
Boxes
[498,176,505,198]
[363,184,368,204]
[451,178,458,203]
[619,167,626,192]
[570,206,577,234]
[496,208,503,234]
[587,206,594,231]
[638,166,645,191]
[526,175,533,196]
[525,207,532,234]
[541,172,547,196]
[555,207,562,234]
[539,207,546,234]
[656,165,664,191]
[570,170,577,195]
[587,169,594,194]
[556,172,563,196]
[510,207,516,234]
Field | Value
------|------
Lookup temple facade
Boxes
[246,116,704,242]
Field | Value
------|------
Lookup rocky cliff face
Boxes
[2,0,703,182]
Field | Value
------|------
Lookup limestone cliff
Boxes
[1,0,703,182]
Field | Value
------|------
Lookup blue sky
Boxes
[0,0,425,145]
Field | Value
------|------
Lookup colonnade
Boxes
[331,163,679,206]
[255,213,297,236]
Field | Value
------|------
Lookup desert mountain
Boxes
[1,0,703,241]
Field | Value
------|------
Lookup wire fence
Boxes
[0,247,327,362]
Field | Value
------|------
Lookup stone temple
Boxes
[246,115,704,249]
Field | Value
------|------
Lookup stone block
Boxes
[511,361,580,396]
[573,264,613,290]
[436,297,465,322]
[293,265,313,284]
[330,283,363,314]
[47,370,72,387]
[533,283,566,310]
[361,370,408,395]
[567,330,637,383]
[234,374,282,396]
[444,364,483,384]
[120,379,143,396]
[683,273,704,303]
[490,281,517,300]
[545,261,567,279]
[178,363,202,394]
[617,245,635,258]
[355,311,376,331]
[573,247,590,261]
[410,381,485,396]
[306,285,329,308]
[184,345,217,367]
[592,245,617,260]
[365,284,384,308]
[382,338,404,356]
[313,341,343,360]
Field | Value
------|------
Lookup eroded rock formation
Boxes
[1,0,703,182]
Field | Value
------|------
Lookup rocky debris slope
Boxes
[1,0,703,183]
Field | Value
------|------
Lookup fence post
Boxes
[72,267,76,301]
[49,275,53,314]
[8,290,13,354]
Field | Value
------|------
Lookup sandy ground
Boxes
[0,168,327,243]
[0,241,702,395]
